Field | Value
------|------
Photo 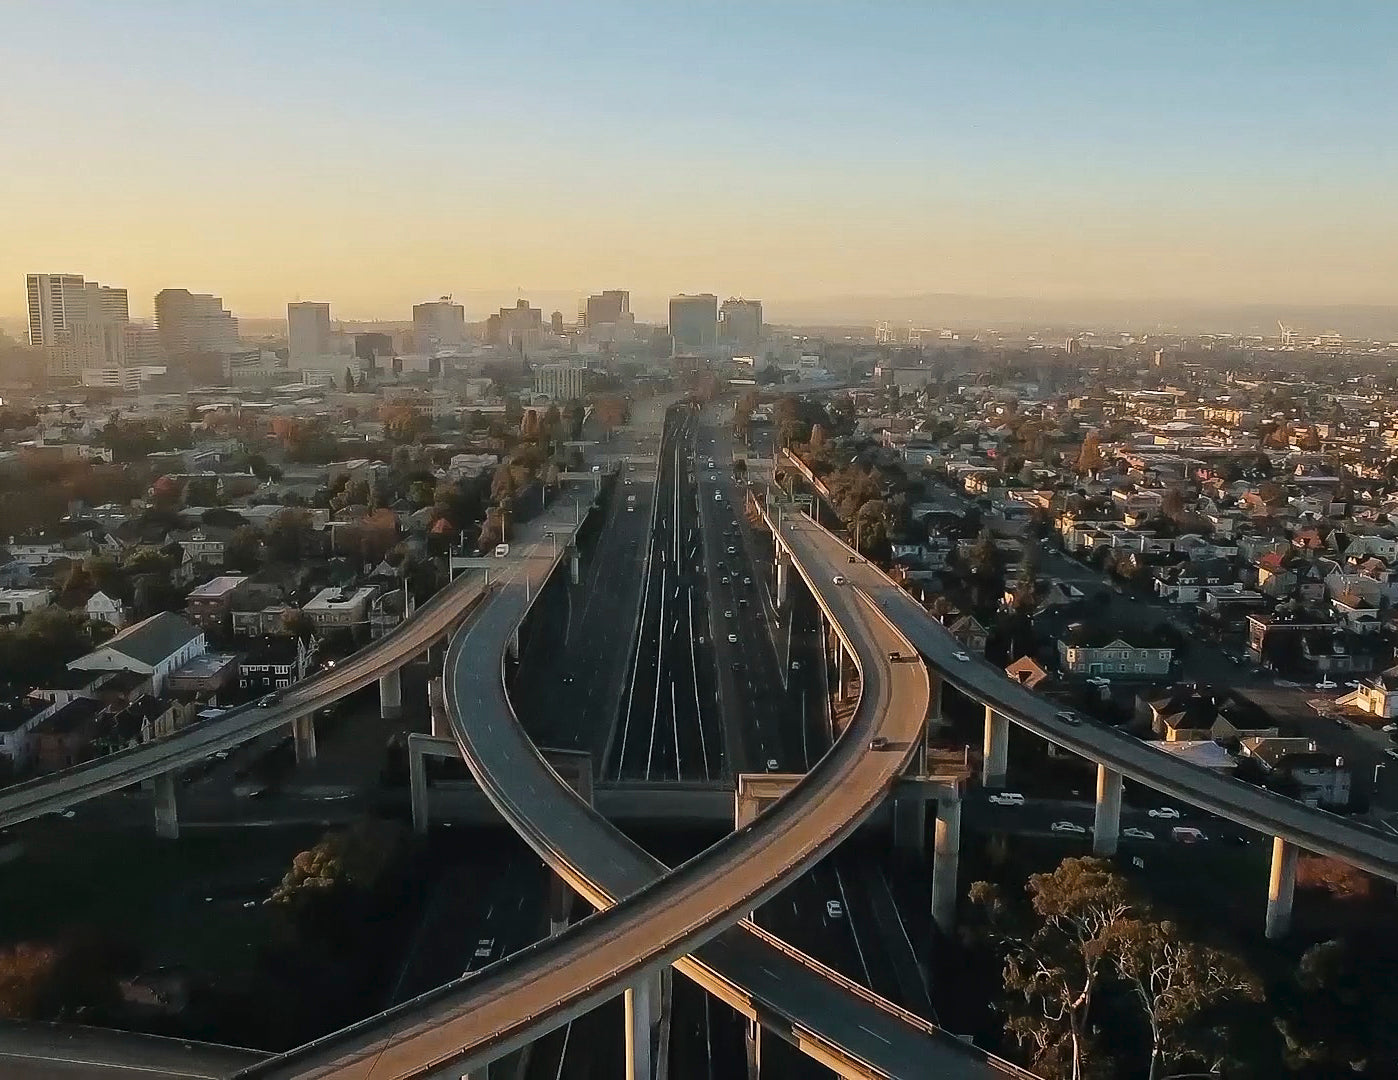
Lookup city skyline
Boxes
[5,3,1398,321]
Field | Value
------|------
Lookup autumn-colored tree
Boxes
[1076,432,1102,475]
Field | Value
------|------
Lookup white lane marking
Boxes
[834,862,873,989]
[857,1024,892,1046]
[645,563,668,781]
[554,1021,573,1080]
[0,1052,219,1078]
[670,677,681,779]
[689,586,709,780]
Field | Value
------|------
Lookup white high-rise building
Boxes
[155,289,240,357]
[287,301,332,366]
[26,273,130,379]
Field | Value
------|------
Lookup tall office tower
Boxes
[26,273,130,379]
[484,299,543,349]
[668,293,718,350]
[123,323,166,366]
[287,301,332,366]
[412,298,466,349]
[154,288,240,357]
[719,297,763,349]
[583,289,630,328]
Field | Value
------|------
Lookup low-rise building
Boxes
[0,588,52,619]
[303,585,377,629]
[67,611,206,695]
[186,574,249,629]
[1239,737,1351,808]
[1057,625,1175,678]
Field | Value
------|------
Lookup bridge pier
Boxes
[625,975,657,1080]
[745,1017,762,1079]
[931,794,962,934]
[428,677,449,739]
[893,734,928,855]
[981,706,1008,788]
[379,668,402,720]
[1266,835,1299,940]
[507,625,520,661]
[774,553,789,609]
[292,712,317,763]
[153,771,178,839]
[548,869,571,936]
[1091,764,1123,855]
[570,545,581,586]
[927,673,944,730]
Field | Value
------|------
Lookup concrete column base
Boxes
[153,771,178,840]
[292,713,316,764]
[745,1018,761,1080]
[1092,763,1123,856]
[932,797,962,934]
[625,978,656,1080]
[1266,835,1299,940]
[981,706,1008,788]
[379,668,403,720]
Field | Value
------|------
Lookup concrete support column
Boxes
[507,625,520,661]
[570,546,581,585]
[1265,835,1299,940]
[379,668,402,720]
[428,677,448,739]
[745,1018,762,1080]
[981,706,1008,788]
[548,871,571,937]
[774,554,789,609]
[625,977,656,1080]
[927,675,944,730]
[1092,764,1123,856]
[153,771,179,839]
[408,736,429,835]
[931,796,962,934]
[292,713,316,763]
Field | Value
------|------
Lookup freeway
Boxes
[238,410,1038,1079]
[0,568,491,830]
[773,490,1398,883]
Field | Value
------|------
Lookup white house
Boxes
[303,585,377,629]
[0,588,52,618]
[85,590,126,628]
[68,611,206,695]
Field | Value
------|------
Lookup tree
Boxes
[1105,918,1260,1080]
[968,857,1136,1080]
[224,525,263,573]
[183,475,221,507]
[265,508,315,563]
[1160,487,1187,522]
[1277,938,1398,1074]
[1076,433,1102,475]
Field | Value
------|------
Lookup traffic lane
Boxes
[964,791,1263,845]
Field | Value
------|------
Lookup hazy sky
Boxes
[4,2,1397,321]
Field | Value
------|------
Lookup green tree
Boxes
[968,857,1135,1080]
[265,508,315,563]
[1105,918,1260,1080]
[224,525,263,573]
[344,367,355,393]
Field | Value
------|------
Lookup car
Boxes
[742,576,751,586]
[868,736,889,751]
[213,749,230,760]
[494,543,510,557]
[791,659,801,671]
[473,938,495,960]
[1122,827,1155,841]
[1386,748,1398,761]
[825,900,843,919]
[724,610,733,618]
[831,574,846,585]
[1050,820,1087,834]
[627,505,635,512]
[624,478,633,485]
[888,651,902,662]
[727,633,738,644]
[738,597,748,607]
[952,651,971,662]
[726,546,736,554]
[988,792,1026,806]
[731,661,742,671]
[1171,826,1207,844]
[714,493,722,502]
[1384,723,1398,734]
[1148,806,1181,819]
[721,576,730,585]
[1055,710,1082,726]
[257,692,281,708]
[765,758,779,772]
[848,555,857,563]
[562,672,574,683]
[1316,678,1338,690]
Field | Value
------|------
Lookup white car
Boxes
[952,651,971,662]
[724,610,733,618]
[1148,806,1181,819]
[714,493,722,502]
[473,938,494,960]
[1050,820,1087,834]
[765,758,779,772]
[790,660,801,671]
[1122,827,1155,841]
[1315,679,1338,690]
[825,900,843,919]
[988,792,1026,807]
[1383,723,1398,734]
[727,633,738,644]
[832,574,846,585]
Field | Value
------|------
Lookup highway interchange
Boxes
[11,386,1398,1079]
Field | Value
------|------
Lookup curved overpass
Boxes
[238,484,1037,1078]
[0,567,492,829]
[767,498,1398,899]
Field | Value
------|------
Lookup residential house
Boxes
[1139,686,1279,742]
[30,697,104,771]
[238,637,313,693]
[67,611,206,695]
[1239,737,1351,808]
[1255,552,1297,597]
[0,588,51,619]
[1057,625,1175,678]
[186,574,249,629]
[86,590,126,628]
[945,614,989,656]
[1340,664,1398,719]
[166,652,240,697]
[1153,559,1232,605]
[303,585,378,630]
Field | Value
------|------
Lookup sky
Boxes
[3,2,1397,322]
